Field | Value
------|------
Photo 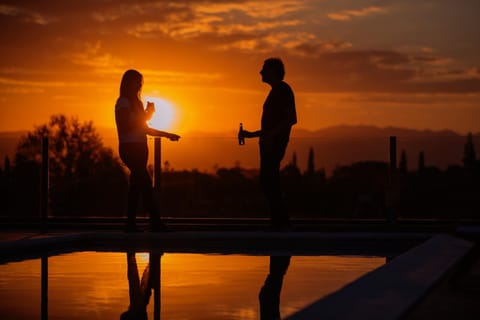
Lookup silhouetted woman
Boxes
[120,252,161,320]
[115,69,179,232]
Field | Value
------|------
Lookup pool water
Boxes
[0,252,384,320]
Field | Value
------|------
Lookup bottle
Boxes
[238,123,245,145]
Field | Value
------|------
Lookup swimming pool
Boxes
[0,251,385,320]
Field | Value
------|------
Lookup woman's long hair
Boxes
[119,69,143,110]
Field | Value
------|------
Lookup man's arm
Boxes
[241,130,261,138]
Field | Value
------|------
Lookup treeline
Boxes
[1,115,479,220]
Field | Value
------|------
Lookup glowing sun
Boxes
[145,96,176,130]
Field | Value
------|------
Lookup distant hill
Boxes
[292,125,461,139]
[288,126,479,174]
[1,126,479,175]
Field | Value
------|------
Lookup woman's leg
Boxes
[120,143,149,230]
[120,143,164,231]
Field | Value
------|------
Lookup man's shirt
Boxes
[261,81,297,145]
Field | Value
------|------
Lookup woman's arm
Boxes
[146,128,180,141]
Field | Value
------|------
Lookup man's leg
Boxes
[260,145,290,228]
[259,255,291,319]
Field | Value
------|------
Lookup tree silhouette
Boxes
[307,147,315,175]
[0,156,12,215]
[418,151,425,172]
[282,151,301,178]
[463,132,476,169]
[15,114,118,179]
[4,156,11,173]
[399,150,407,174]
[13,114,127,216]
[291,151,297,168]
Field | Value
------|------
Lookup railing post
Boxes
[152,253,162,320]
[41,256,48,320]
[154,137,161,190]
[41,137,49,232]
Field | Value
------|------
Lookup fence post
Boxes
[153,137,162,220]
[154,137,161,190]
[41,256,48,320]
[152,253,162,320]
[41,137,49,232]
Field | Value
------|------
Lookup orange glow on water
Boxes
[0,252,385,319]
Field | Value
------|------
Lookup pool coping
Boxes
[286,233,472,320]
[0,230,430,261]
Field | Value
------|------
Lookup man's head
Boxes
[260,58,285,84]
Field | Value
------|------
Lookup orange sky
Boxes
[1,0,480,135]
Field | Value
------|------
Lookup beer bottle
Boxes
[238,123,245,145]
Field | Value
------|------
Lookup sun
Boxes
[144,96,176,130]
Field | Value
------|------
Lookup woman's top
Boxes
[115,97,148,144]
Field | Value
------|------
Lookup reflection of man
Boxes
[259,255,291,320]
[120,252,161,320]
[240,58,297,230]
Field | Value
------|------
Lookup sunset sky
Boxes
[1,0,479,135]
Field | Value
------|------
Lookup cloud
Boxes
[412,67,480,83]
[291,39,353,56]
[70,41,127,75]
[0,4,52,25]
[195,1,304,19]
[128,0,306,41]
[143,69,223,86]
[328,6,387,21]
[0,77,98,88]
[292,50,480,94]
[91,1,189,23]
[68,41,224,87]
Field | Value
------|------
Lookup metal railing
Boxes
[1,133,479,231]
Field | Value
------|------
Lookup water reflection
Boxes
[0,252,385,320]
[259,256,291,320]
[121,252,161,320]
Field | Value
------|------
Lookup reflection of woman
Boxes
[259,256,291,320]
[120,252,160,320]
[115,69,180,232]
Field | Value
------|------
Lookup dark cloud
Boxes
[0,0,479,95]
[290,50,480,93]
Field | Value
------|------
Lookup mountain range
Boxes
[1,126,478,175]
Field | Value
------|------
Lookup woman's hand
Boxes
[146,128,180,141]
[167,133,180,141]
[145,102,155,121]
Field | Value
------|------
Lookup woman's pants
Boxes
[119,142,160,226]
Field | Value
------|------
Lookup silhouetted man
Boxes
[240,58,297,230]
[259,255,291,319]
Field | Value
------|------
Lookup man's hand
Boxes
[241,130,261,138]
